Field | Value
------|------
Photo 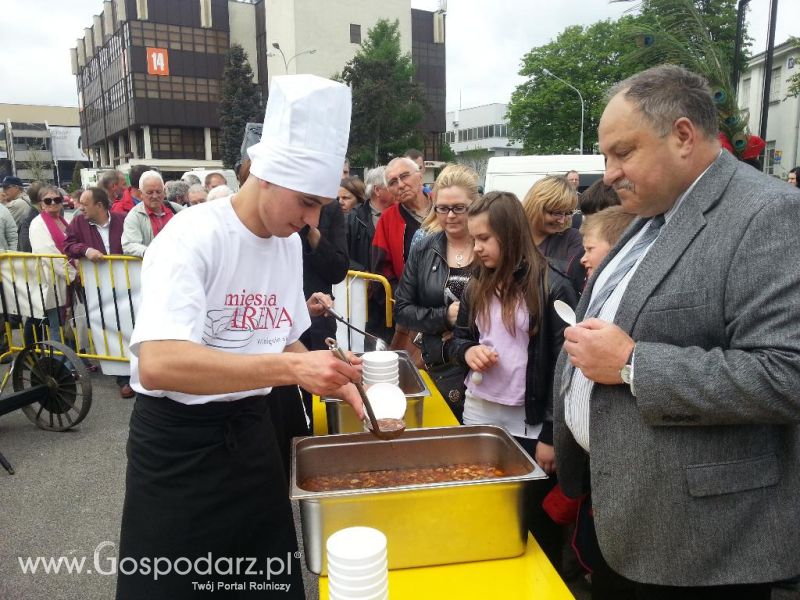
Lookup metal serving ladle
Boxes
[325,307,388,351]
[325,337,405,440]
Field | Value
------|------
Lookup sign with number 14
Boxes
[147,47,169,76]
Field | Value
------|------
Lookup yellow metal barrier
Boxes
[340,269,394,328]
[0,257,394,364]
[0,252,142,366]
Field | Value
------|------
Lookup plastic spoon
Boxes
[554,300,577,327]
[325,338,405,440]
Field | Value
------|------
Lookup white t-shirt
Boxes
[129,196,311,405]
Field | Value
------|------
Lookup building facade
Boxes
[737,40,800,178]
[0,104,87,186]
[72,0,446,175]
[443,103,523,158]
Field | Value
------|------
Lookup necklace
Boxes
[450,242,472,268]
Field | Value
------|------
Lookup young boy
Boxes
[578,206,635,280]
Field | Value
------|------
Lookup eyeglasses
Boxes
[386,171,415,188]
[434,204,468,215]
[546,209,577,219]
[42,197,63,205]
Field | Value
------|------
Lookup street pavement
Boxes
[0,371,319,600]
[0,370,796,599]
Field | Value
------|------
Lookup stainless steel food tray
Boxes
[321,350,429,433]
[290,425,546,574]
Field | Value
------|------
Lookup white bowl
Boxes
[362,365,398,376]
[327,553,387,578]
[363,373,400,382]
[327,563,387,588]
[361,351,399,366]
[326,527,387,566]
[329,577,388,599]
[364,380,400,390]
[365,383,407,419]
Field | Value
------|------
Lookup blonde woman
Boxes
[521,175,585,295]
[394,164,480,422]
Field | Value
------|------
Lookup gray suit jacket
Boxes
[554,151,800,586]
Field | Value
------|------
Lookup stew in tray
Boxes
[300,462,506,492]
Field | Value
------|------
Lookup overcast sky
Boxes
[0,0,795,110]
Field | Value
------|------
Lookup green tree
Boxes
[615,0,749,74]
[613,0,751,154]
[71,161,85,191]
[506,18,640,154]
[336,19,428,167]
[455,149,492,183]
[25,144,50,182]
[218,44,262,169]
[439,142,456,163]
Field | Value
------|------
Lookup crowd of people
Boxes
[0,168,233,396]
[3,65,800,600]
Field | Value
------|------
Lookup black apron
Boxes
[116,393,305,599]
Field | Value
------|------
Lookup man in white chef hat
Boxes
[117,75,361,600]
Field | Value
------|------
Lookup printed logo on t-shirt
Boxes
[202,290,293,349]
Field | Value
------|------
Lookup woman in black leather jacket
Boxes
[394,165,481,422]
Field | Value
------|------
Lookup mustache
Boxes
[613,180,635,192]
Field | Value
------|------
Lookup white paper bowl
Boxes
[365,383,407,419]
[326,527,387,566]
[361,351,399,366]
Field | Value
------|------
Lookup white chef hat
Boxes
[247,75,351,199]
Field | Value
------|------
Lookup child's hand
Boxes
[465,345,499,372]
[535,442,556,475]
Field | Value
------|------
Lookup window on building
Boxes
[740,78,750,108]
[135,128,145,159]
[350,24,361,44]
[128,22,227,54]
[151,127,204,160]
[763,140,776,175]
[210,128,220,160]
[488,125,494,138]
[133,73,220,103]
[770,68,781,102]
[457,130,463,142]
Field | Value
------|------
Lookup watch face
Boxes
[620,365,632,385]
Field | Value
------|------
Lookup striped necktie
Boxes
[561,214,665,394]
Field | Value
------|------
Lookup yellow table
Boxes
[311,372,575,600]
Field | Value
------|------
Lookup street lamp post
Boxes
[542,68,585,155]
[271,42,317,74]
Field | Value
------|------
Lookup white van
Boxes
[180,169,239,192]
[484,154,606,199]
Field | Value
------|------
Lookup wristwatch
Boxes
[619,347,635,389]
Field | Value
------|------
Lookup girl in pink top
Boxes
[449,191,576,574]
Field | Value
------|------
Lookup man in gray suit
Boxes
[556,64,800,598]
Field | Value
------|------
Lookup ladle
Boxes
[325,337,405,440]
[554,300,577,327]
[325,307,388,351]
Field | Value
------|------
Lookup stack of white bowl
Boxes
[326,526,389,600]
[362,351,399,387]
